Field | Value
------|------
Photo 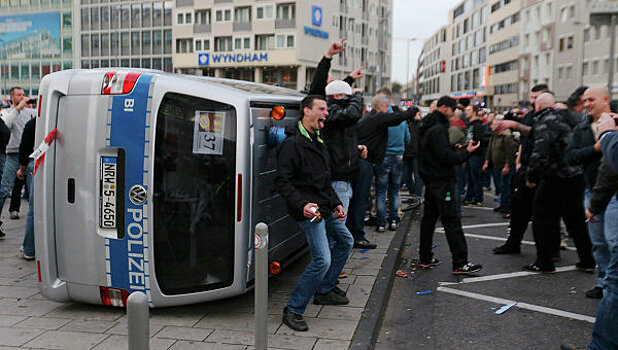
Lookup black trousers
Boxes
[419,179,468,269]
[8,176,25,213]
[532,175,595,269]
[506,169,536,247]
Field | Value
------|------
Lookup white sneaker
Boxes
[9,211,19,219]
[19,247,34,261]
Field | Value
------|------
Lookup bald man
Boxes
[523,92,595,273]
[566,86,611,298]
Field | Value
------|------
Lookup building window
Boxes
[176,38,193,53]
[215,9,232,22]
[195,40,202,51]
[558,67,564,80]
[234,36,251,50]
[234,7,251,22]
[276,3,295,20]
[276,34,294,48]
[583,62,589,76]
[177,13,183,24]
[255,34,274,50]
[196,10,211,24]
[584,28,590,42]
[593,60,599,74]
[215,36,233,52]
[256,4,274,20]
[567,36,574,49]
[204,39,210,51]
[595,26,601,40]
[566,66,573,79]
[604,58,610,73]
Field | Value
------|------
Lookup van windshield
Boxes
[153,92,236,295]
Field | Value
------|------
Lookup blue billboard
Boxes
[0,12,61,60]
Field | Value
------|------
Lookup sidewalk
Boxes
[0,203,408,350]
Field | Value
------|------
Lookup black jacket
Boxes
[308,56,355,96]
[275,122,342,221]
[519,110,536,169]
[466,119,487,157]
[322,93,364,181]
[418,110,470,182]
[19,118,35,167]
[0,118,10,155]
[588,161,618,215]
[565,115,603,190]
[403,108,421,159]
[527,108,582,184]
[357,108,414,164]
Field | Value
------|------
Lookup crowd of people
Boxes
[0,89,37,261]
[276,38,618,350]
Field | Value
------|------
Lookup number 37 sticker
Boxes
[193,111,226,155]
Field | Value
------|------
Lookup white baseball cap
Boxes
[325,80,352,96]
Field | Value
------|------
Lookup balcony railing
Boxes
[193,23,211,33]
[176,0,193,7]
[214,0,231,3]
[275,19,296,29]
[233,21,252,31]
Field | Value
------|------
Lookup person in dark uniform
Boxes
[417,96,483,274]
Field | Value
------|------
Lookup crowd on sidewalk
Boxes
[275,38,618,349]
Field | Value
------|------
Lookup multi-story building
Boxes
[0,0,74,97]
[1,0,392,98]
[487,0,523,110]
[519,0,555,103]
[418,26,450,104]
[447,0,489,105]
[172,0,392,92]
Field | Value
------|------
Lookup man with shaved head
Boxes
[523,92,595,273]
[566,86,611,298]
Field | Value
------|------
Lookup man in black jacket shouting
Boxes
[276,95,354,332]
[418,96,483,274]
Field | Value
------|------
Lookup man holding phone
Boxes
[0,87,35,241]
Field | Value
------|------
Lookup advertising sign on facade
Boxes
[0,12,61,60]
[198,52,269,67]
[312,6,323,27]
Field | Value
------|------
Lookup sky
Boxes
[391,0,462,84]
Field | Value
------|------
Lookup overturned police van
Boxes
[34,69,305,307]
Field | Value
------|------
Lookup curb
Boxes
[349,209,416,350]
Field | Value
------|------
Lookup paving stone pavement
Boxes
[0,202,400,349]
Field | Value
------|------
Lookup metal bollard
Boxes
[127,291,149,350]
[254,222,269,350]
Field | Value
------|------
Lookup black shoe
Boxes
[523,263,555,273]
[313,290,349,305]
[419,258,441,268]
[492,243,520,255]
[452,262,482,275]
[576,262,595,273]
[332,286,347,297]
[552,254,561,263]
[0,227,4,239]
[364,216,376,226]
[585,286,603,299]
[354,239,377,249]
[388,221,398,231]
[493,206,504,212]
[282,307,308,331]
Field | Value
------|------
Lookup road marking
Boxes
[456,266,577,284]
[462,233,577,251]
[462,205,496,211]
[437,222,511,231]
[437,286,596,323]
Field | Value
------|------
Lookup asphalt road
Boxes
[376,195,598,350]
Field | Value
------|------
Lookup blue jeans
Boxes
[22,160,34,256]
[0,154,6,187]
[585,190,609,287]
[376,155,403,227]
[589,197,618,350]
[456,163,467,197]
[331,181,353,213]
[0,154,19,222]
[346,159,374,242]
[499,167,513,209]
[490,168,502,195]
[465,155,484,203]
[287,213,353,315]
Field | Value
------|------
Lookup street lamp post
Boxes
[394,37,421,100]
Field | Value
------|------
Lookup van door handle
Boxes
[68,178,75,203]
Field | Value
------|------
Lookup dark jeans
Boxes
[531,176,595,269]
[456,163,466,201]
[506,170,535,247]
[491,168,502,195]
[346,158,374,242]
[419,179,469,269]
[402,157,423,196]
[498,167,513,209]
[9,176,25,213]
[376,155,403,226]
[465,155,484,203]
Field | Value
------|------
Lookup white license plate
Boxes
[100,157,117,229]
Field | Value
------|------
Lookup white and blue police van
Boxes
[34,69,305,307]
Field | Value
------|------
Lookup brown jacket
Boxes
[486,131,516,169]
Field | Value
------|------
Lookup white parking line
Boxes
[457,266,577,284]
[437,286,596,323]
[462,206,496,211]
[437,222,511,231]
[462,232,577,251]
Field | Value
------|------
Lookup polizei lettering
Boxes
[127,208,146,291]
[211,52,268,64]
